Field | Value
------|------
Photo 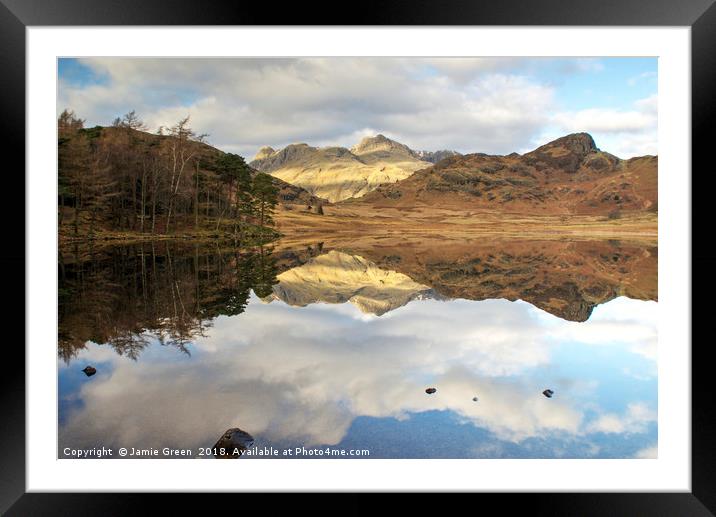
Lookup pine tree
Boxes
[251,173,279,229]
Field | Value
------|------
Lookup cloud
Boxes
[553,108,653,134]
[58,57,649,158]
[587,402,657,434]
[551,94,657,157]
[545,298,658,362]
[634,444,658,458]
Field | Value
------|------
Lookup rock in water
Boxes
[82,366,96,377]
[543,389,554,398]
[472,397,479,402]
[425,387,437,394]
[213,428,255,459]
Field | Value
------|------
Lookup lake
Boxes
[58,238,657,459]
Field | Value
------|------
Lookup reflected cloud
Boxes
[587,402,657,434]
[634,444,658,459]
[60,293,657,457]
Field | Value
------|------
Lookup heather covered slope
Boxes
[354,133,657,216]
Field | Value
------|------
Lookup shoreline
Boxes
[58,209,657,248]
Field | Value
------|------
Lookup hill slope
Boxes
[354,133,657,216]
[58,123,325,239]
[92,125,324,208]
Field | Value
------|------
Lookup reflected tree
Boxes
[58,241,279,363]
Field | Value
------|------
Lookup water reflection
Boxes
[264,240,656,321]
[58,238,657,458]
[265,250,439,315]
[58,242,280,363]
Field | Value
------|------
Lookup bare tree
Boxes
[163,117,204,233]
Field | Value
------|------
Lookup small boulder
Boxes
[82,366,96,377]
[425,388,437,395]
[542,389,554,398]
[472,397,479,402]
[213,428,255,459]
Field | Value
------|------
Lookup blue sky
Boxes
[58,57,657,159]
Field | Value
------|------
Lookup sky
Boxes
[58,57,657,160]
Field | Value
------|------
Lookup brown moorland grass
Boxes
[273,203,658,249]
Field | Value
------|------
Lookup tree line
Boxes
[58,110,278,239]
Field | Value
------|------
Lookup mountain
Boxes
[353,133,657,215]
[413,149,462,163]
[273,176,325,207]
[250,134,461,203]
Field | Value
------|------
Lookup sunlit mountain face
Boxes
[58,238,657,459]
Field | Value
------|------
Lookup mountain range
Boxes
[250,134,460,202]
[87,128,655,216]
[352,133,657,215]
[252,132,656,216]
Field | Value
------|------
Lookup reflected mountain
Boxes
[264,250,439,316]
[266,238,656,321]
[346,239,657,322]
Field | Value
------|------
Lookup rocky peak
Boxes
[530,133,598,157]
[252,146,276,162]
[525,133,600,173]
[350,134,413,156]
[250,143,317,172]
[414,149,462,164]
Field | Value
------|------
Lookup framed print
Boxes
[3,0,715,514]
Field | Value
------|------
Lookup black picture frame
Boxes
[2,0,714,514]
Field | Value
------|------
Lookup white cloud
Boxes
[59,58,657,158]
[634,444,658,458]
[57,57,562,157]
[551,94,657,158]
[544,298,658,362]
[587,402,657,434]
[553,108,653,134]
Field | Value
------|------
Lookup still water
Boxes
[58,239,657,459]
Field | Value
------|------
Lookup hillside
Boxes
[94,125,324,209]
[57,117,328,242]
[353,133,657,216]
[63,123,320,207]
[250,134,461,202]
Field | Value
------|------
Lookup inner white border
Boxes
[27,27,690,492]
